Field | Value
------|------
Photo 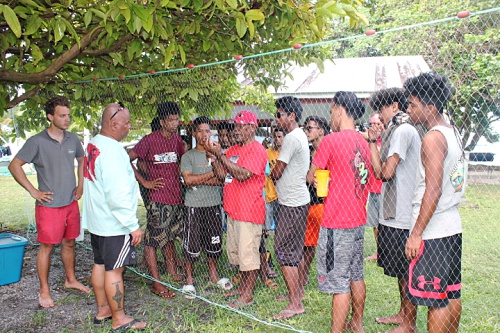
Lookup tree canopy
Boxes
[329,0,500,150]
[0,0,368,135]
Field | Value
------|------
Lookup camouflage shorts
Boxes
[144,202,183,249]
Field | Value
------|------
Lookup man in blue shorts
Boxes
[404,73,464,333]
[83,103,146,331]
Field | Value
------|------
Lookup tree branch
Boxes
[0,27,103,84]
[6,88,40,109]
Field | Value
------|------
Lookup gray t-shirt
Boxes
[379,123,421,229]
[276,127,310,207]
[15,129,84,207]
[180,148,222,207]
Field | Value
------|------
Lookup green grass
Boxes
[1,175,499,333]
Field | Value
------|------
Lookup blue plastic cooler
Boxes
[0,233,28,286]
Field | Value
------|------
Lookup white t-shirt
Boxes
[276,127,310,207]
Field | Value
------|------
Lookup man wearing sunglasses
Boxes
[270,96,310,320]
[83,103,146,331]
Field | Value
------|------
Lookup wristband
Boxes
[368,139,377,143]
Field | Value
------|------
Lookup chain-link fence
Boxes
[17,6,500,333]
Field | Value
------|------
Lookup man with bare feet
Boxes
[129,102,185,298]
[205,110,267,310]
[9,96,90,308]
[307,92,370,333]
[83,102,147,331]
[405,73,463,333]
[368,88,421,333]
[271,96,310,320]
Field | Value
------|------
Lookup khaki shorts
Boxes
[226,217,262,271]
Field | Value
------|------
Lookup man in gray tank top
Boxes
[405,73,464,333]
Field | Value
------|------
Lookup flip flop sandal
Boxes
[265,279,279,290]
[93,315,112,324]
[151,289,176,299]
[113,318,146,331]
[216,278,234,290]
[182,284,196,299]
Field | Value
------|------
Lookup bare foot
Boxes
[64,280,91,294]
[38,291,55,308]
[365,253,378,261]
[346,320,365,333]
[375,313,404,325]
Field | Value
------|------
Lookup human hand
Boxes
[203,140,222,158]
[74,184,83,200]
[144,178,164,190]
[130,228,143,246]
[405,233,422,261]
[30,189,54,205]
[368,123,383,141]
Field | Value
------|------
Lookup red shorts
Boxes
[35,200,81,244]
[304,204,324,247]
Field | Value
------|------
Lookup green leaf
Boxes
[54,18,67,43]
[120,8,131,23]
[31,44,43,65]
[226,0,237,10]
[84,10,92,27]
[24,15,42,36]
[235,14,247,38]
[132,5,149,21]
[178,44,186,64]
[1,5,22,38]
[245,9,265,21]
[202,40,211,52]
[247,18,255,38]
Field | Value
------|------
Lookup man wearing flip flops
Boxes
[180,116,233,298]
[83,103,147,331]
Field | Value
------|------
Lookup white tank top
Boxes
[411,125,464,240]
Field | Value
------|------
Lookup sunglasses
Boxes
[110,102,125,120]
[304,126,319,132]
[275,112,286,119]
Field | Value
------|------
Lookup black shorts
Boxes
[377,224,410,278]
[274,204,309,266]
[182,205,223,262]
[91,233,137,271]
[408,234,462,308]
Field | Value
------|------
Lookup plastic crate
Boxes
[0,233,28,286]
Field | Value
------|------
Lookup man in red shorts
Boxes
[9,96,90,308]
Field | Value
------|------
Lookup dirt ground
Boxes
[0,234,177,333]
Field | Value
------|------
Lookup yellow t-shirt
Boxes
[264,147,280,202]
